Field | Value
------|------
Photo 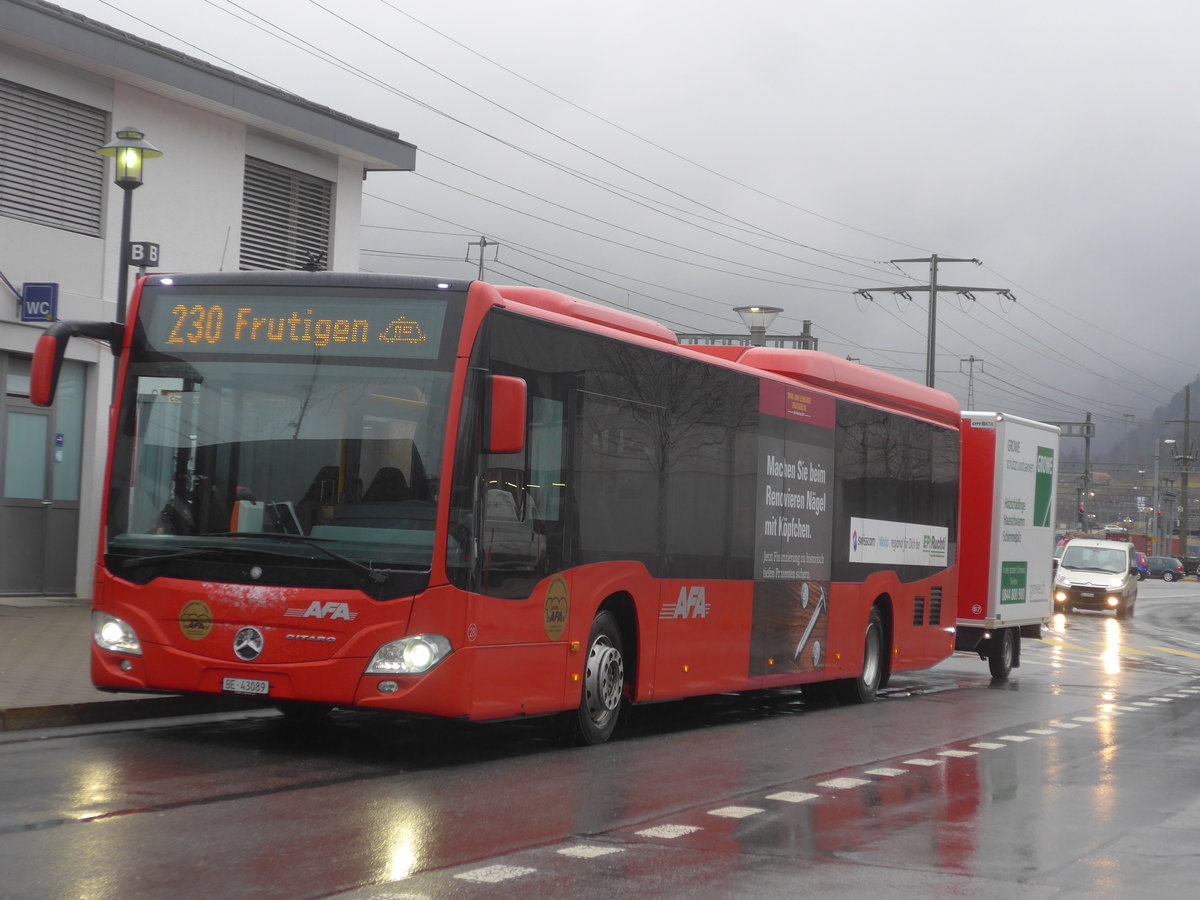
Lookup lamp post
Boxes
[1154,438,1176,548]
[734,306,783,346]
[96,127,162,324]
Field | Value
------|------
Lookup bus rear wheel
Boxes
[839,607,884,704]
[574,611,625,745]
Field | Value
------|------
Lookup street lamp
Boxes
[734,306,783,347]
[96,126,162,324]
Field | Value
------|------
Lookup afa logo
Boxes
[852,530,859,552]
[660,586,710,620]
[544,575,569,640]
[284,601,357,621]
[378,317,427,344]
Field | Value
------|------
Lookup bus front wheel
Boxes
[574,611,626,745]
[839,607,884,704]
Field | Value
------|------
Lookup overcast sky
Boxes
[49,0,1200,452]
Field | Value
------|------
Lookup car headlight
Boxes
[1108,576,1126,588]
[93,611,142,655]
[365,634,451,675]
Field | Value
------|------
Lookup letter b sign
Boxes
[126,242,160,267]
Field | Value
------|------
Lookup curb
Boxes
[0,695,267,732]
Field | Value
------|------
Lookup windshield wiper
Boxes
[208,532,394,584]
[120,548,212,570]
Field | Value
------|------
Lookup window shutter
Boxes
[239,157,332,270]
[0,78,107,236]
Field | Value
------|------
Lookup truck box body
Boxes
[958,412,1059,630]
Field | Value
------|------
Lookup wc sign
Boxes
[20,283,57,323]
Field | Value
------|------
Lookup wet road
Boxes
[2,580,1199,899]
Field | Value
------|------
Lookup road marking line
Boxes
[904,758,945,766]
[558,845,625,858]
[938,749,977,758]
[1045,637,1093,652]
[1073,716,1099,722]
[998,735,1033,742]
[766,791,819,803]
[708,806,764,818]
[1132,701,1158,707]
[864,767,908,777]
[454,865,536,884]
[818,778,870,789]
[1149,646,1200,659]
[1027,728,1058,735]
[1047,721,1080,728]
[636,825,702,839]
[971,742,1007,749]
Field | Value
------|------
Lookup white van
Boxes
[1052,538,1138,618]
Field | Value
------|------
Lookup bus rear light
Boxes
[93,611,142,656]
[366,634,451,675]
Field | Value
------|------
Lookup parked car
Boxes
[1146,556,1185,581]
[1136,551,1149,580]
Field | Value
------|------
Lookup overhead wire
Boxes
[84,0,1153,424]
[374,0,937,258]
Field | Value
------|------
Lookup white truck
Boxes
[955,412,1060,678]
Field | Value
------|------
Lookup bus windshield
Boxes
[105,281,461,594]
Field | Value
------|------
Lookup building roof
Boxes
[0,0,416,171]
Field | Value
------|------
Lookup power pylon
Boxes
[854,255,1014,388]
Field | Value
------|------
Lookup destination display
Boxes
[139,292,448,359]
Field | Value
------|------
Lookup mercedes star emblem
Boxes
[233,626,264,661]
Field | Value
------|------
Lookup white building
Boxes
[0,0,416,597]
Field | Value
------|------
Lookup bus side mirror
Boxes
[486,375,527,454]
[29,320,122,407]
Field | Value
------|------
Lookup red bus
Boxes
[32,272,960,743]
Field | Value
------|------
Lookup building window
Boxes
[239,156,332,271]
[0,78,107,236]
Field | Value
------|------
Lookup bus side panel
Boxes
[813,568,956,683]
[887,565,958,672]
[651,579,757,701]
[434,562,663,719]
[451,577,572,720]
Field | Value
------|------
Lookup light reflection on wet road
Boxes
[1,581,1198,899]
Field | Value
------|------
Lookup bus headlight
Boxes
[93,611,142,655]
[366,634,451,675]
